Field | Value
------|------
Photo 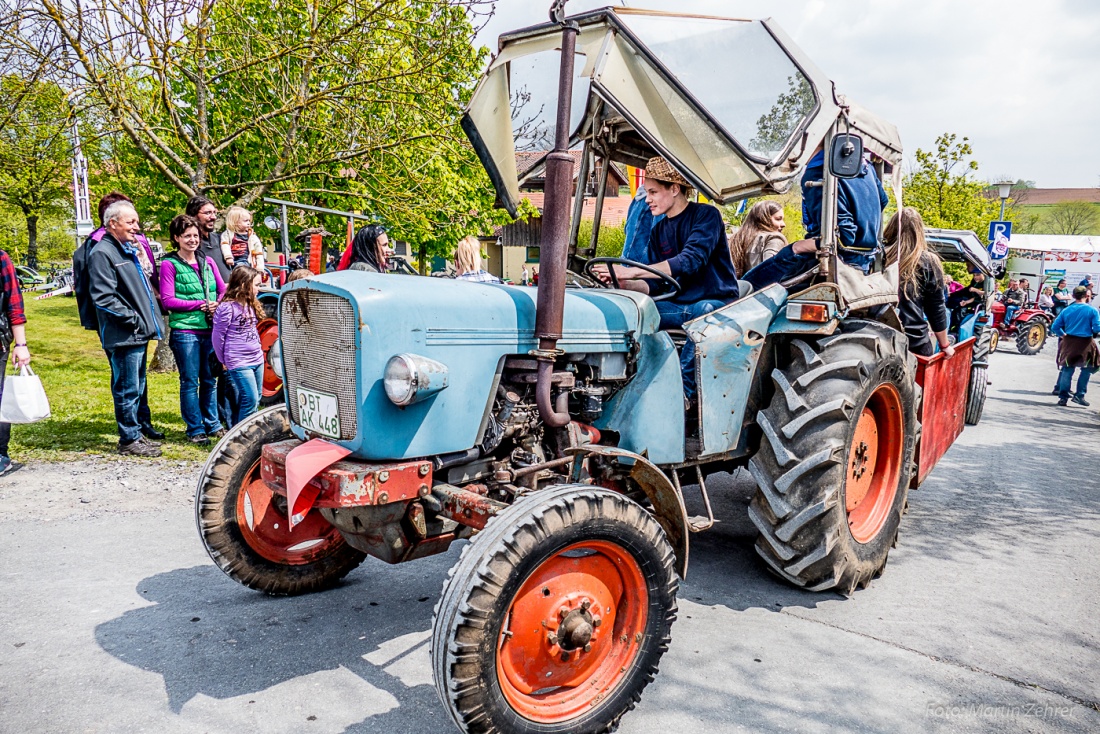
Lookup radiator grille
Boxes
[280,289,358,439]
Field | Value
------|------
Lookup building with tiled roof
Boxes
[481,152,636,281]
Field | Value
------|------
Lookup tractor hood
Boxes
[464,7,903,214]
[277,273,658,460]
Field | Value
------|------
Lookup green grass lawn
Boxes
[11,296,209,462]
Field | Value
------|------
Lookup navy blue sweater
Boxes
[647,202,739,305]
[801,150,889,254]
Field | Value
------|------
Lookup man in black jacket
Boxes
[88,201,166,456]
[73,192,164,443]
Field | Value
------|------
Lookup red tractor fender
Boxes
[1013,307,1050,324]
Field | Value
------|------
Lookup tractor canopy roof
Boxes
[464,7,903,217]
[925,228,995,276]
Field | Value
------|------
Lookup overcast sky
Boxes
[475,0,1100,188]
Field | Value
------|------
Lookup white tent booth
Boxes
[1005,234,1100,299]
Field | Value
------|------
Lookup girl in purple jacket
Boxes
[212,266,265,425]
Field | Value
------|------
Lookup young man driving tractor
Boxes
[591,156,739,402]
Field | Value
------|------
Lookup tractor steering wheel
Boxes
[583,257,682,302]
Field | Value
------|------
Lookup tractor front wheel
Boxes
[432,485,677,734]
[195,405,365,595]
[1015,318,1047,355]
[749,321,918,593]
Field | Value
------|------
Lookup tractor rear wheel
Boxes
[965,365,988,425]
[432,485,677,734]
[195,405,365,595]
[1015,318,1047,355]
[749,321,918,593]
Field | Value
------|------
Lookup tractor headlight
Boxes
[268,338,284,379]
[384,353,449,407]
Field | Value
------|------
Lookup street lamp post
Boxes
[997,180,1013,220]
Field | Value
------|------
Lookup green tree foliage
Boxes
[0,207,73,265]
[583,218,627,258]
[904,133,1016,236]
[1040,201,1100,236]
[0,75,73,266]
[15,0,512,258]
[750,75,814,157]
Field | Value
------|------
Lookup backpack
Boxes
[73,237,99,331]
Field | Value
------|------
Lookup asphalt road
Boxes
[1,344,1097,733]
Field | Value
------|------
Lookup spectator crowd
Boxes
[72,193,272,457]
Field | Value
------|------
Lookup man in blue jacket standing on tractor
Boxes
[743,144,888,288]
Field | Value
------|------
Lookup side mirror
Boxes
[829,133,864,178]
[263,215,282,232]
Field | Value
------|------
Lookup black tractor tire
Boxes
[965,365,988,425]
[1015,318,1047,355]
[432,485,677,734]
[973,321,994,364]
[748,320,918,594]
[195,405,365,595]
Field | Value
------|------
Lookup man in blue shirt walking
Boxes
[1050,286,1100,406]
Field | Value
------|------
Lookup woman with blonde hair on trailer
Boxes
[453,235,502,283]
[885,206,954,359]
[727,200,788,275]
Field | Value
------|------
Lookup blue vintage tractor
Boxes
[196,5,975,732]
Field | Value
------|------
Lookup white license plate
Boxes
[296,388,341,439]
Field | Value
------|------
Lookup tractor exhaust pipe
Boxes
[533,1,578,429]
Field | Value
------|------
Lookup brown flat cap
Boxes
[645,156,691,188]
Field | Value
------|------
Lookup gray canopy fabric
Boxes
[465,8,902,216]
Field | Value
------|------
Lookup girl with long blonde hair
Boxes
[728,200,787,275]
[884,207,953,358]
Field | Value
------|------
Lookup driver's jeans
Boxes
[655,299,725,402]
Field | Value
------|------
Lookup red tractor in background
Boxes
[987,299,1050,355]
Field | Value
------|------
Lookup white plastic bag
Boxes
[0,365,51,424]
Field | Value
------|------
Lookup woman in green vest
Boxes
[158,214,227,445]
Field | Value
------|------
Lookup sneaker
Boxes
[1072,395,1090,407]
[119,438,162,457]
[1051,389,1060,395]
[1057,399,1068,407]
[0,456,22,477]
[210,428,227,439]
[141,425,166,441]
[189,434,211,446]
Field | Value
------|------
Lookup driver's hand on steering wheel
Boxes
[592,263,644,284]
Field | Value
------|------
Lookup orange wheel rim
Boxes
[845,383,904,544]
[1028,325,1042,347]
[495,540,648,723]
[258,319,283,398]
[235,460,344,565]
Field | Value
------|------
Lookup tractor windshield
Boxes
[614,13,815,161]
[464,8,834,215]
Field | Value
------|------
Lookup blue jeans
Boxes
[1004,305,1019,324]
[655,299,726,401]
[169,330,222,437]
[106,344,150,444]
[227,364,264,425]
[1057,365,1096,401]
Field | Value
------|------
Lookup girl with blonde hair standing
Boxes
[728,200,787,274]
[885,207,954,358]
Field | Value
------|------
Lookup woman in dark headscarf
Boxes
[337,224,393,273]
